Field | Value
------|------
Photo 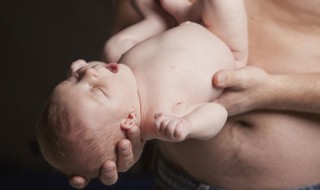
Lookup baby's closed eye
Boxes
[91,86,106,96]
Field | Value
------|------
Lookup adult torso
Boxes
[158,1,320,189]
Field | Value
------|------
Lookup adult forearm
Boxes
[271,72,320,113]
[214,66,320,115]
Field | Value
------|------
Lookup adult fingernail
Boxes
[107,165,115,172]
[218,72,225,86]
[121,142,130,151]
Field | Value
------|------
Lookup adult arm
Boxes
[213,66,320,116]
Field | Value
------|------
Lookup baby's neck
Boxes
[135,76,163,141]
[136,94,157,141]
[137,102,163,141]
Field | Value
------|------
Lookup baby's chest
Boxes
[147,66,219,103]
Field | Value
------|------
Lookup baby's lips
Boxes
[105,63,118,73]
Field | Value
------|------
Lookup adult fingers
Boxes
[69,176,90,189]
[127,125,144,158]
[117,139,134,172]
[213,69,248,89]
[99,160,118,185]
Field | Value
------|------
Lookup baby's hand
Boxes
[154,113,191,141]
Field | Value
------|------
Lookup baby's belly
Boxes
[158,111,320,189]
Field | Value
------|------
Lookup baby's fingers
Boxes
[154,114,171,130]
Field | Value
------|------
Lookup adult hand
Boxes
[213,66,277,116]
[69,125,144,188]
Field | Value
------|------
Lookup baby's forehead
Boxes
[53,80,72,95]
[52,79,86,102]
[50,84,74,105]
[49,85,88,120]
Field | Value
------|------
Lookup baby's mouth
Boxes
[105,63,118,73]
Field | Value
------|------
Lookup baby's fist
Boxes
[154,113,190,141]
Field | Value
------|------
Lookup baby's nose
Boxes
[81,67,99,79]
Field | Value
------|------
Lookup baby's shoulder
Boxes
[170,22,213,37]
[160,22,221,48]
[178,21,205,30]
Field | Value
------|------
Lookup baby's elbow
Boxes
[103,36,137,62]
[103,37,123,62]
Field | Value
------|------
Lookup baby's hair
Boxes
[36,94,119,175]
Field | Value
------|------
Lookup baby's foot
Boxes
[154,113,191,142]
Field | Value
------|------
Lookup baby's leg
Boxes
[154,113,191,142]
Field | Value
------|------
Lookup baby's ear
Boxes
[120,112,137,130]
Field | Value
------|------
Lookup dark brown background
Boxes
[0,0,153,189]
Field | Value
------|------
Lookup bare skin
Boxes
[71,0,320,189]
[65,20,233,182]
[158,0,320,189]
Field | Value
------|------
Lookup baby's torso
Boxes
[120,22,234,118]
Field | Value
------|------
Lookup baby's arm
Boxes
[154,102,227,141]
[201,0,248,68]
[158,0,248,68]
[104,0,174,62]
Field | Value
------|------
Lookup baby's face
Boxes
[54,60,137,124]
[50,60,137,178]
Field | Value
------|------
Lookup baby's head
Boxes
[37,60,140,179]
